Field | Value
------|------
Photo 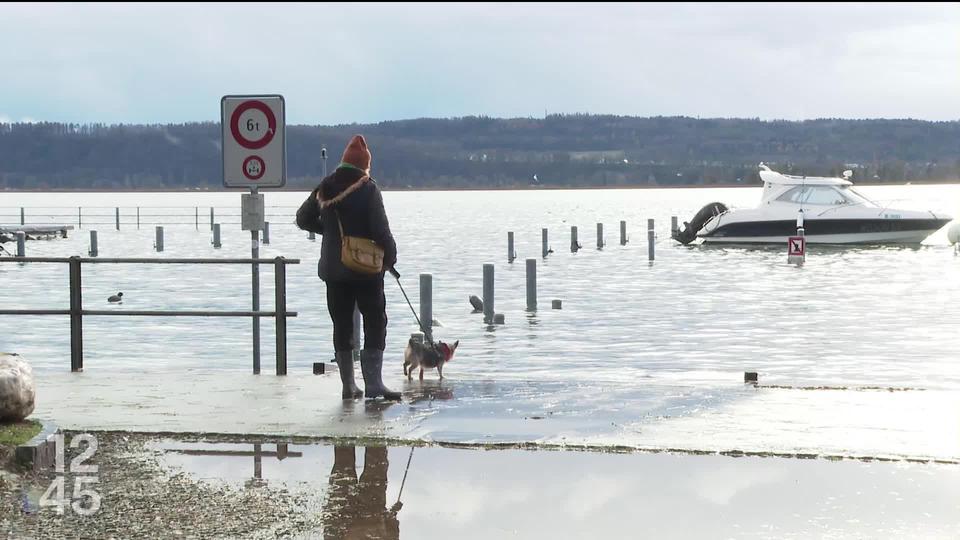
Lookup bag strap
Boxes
[319,175,370,209]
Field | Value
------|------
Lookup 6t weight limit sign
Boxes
[222,95,286,188]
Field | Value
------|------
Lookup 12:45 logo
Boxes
[38,433,101,516]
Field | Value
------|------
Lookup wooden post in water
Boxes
[570,226,580,253]
[647,219,655,261]
[210,207,215,231]
[620,220,627,245]
[262,222,270,245]
[482,263,494,324]
[542,228,549,258]
[420,273,433,340]
[115,207,120,230]
[15,232,25,257]
[20,207,24,225]
[155,226,164,252]
[526,258,537,311]
[507,232,516,263]
[89,231,98,257]
[213,223,222,248]
[671,216,679,237]
[596,223,604,250]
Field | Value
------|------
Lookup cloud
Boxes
[0,3,957,124]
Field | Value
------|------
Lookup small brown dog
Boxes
[403,338,459,380]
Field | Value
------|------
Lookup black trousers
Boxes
[326,279,388,352]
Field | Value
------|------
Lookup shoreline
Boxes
[2,179,958,194]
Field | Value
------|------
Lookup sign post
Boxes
[222,95,286,374]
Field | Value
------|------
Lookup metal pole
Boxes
[274,257,287,376]
[262,222,270,244]
[89,231,98,257]
[507,232,515,263]
[647,218,655,261]
[571,226,579,252]
[620,220,627,245]
[195,207,198,231]
[155,226,164,252]
[597,223,604,249]
[482,263,494,324]
[69,256,83,372]
[526,258,537,311]
[210,207,214,231]
[137,207,140,230]
[542,228,549,258]
[115,207,120,230]
[213,224,222,248]
[250,190,260,374]
[671,216,679,237]
[20,207,24,225]
[15,232,25,257]
[78,207,82,229]
[420,273,433,340]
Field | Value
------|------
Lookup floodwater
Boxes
[152,438,960,539]
[3,185,960,460]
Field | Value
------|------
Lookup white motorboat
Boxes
[673,165,953,245]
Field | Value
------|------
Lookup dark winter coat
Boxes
[296,166,397,281]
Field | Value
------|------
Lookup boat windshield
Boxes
[838,186,876,207]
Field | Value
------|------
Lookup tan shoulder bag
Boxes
[320,176,384,275]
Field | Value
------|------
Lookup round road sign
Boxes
[230,100,277,150]
[243,156,266,180]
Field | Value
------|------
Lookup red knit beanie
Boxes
[340,135,371,172]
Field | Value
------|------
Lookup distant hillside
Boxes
[1,115,958,190]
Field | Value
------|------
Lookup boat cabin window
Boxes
[776,186,850,205]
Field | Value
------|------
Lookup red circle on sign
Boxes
[230,101,277,150]
[243,156,266,180]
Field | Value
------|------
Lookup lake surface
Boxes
[3,185,959,458]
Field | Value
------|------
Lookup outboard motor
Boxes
[672,202,728,244]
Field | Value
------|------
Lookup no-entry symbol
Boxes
[221,95,285,188]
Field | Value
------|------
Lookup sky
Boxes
[1,2,958,125]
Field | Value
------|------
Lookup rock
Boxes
[0,353,35,421]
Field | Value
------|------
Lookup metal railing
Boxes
[0,206,300,229]
[0,256,299,374]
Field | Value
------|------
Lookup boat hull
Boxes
[700,218,951,245]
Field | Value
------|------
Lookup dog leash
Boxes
[390,269,436,347]
[395,447,415,505]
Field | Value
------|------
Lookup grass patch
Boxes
[0,420,42,446]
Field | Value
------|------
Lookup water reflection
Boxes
[323,445,400,540]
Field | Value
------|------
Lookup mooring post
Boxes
[597,223,604,249]
[210,207,214,231]
[671,216,679,237]
[89,230,98,257]
[647,219,655,261]
[115,207,120,230]
[20,207,24,225]
[526,258,537,311]
[78,207,82,229]
[137,207,141,230]
[420,273,433,340]
[482,263,495,324]
[262,221,270,245]
[274,257,288,376]
[508,232,516,263]
[15,232,25,257]
[542,228,549,258]
[620,220,627,245]
[195,207,198,231]
[68,256,84,372]
[155,226,164,252]
[213,223,221,248]
[571,226,580,253]
[352,304,362,363]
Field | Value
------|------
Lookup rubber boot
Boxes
[336,350,364,400]
[360,349,402,401]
